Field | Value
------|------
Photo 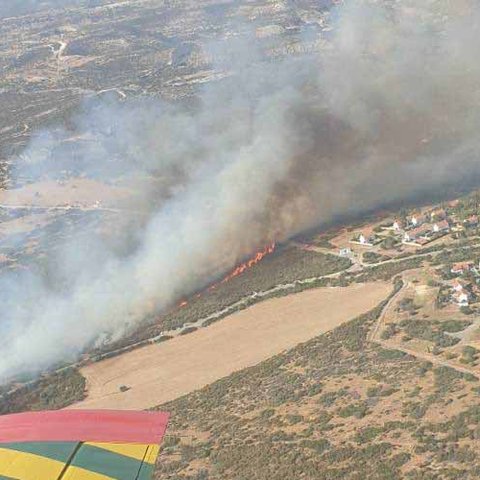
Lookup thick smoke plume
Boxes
[2,0,480,381]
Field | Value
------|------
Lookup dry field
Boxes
[71,281,390,410]
[0,178,133,208]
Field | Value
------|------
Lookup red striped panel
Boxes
[0,410,169,444]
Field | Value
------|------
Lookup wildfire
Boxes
[177,243,276,308]
[218,243,276,285]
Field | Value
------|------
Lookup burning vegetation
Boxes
[179,243,276,307]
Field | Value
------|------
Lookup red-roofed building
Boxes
[432,220,450,233]
[466,215,479,227]
[411,214,427,227]
[403,226,430,242]
[451,262,474,275]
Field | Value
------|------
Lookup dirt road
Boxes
[71,282,390,410]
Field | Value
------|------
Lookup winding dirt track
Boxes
[71,282,390,410]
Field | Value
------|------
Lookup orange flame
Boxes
[176,243,276,308]
[218,243,276,285]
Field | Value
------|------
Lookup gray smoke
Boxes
[2,0,480,381]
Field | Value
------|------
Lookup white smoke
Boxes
[2,0,480,381]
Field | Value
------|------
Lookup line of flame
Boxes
[178,243,276,308]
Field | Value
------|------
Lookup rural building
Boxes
[403,226,429,243]
[432,220,449,233]
[466,215,479,227]
[393,220,403,231]
[453,291,469,306]
[451,262,474,275]
[411,214,427,227]
[350,233,375,247]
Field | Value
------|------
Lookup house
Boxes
[411,214,427,227]
[466,215,479,227]
[339,248,353,257]
[351,233,375,246]
[432,220,450,233]
[403,226,430,243]
[430,209,447,221]
[358,234,375,246]
[453,291,469,306]
[392,219,403,231]
[451,261,474,275]
[383,219,404,232]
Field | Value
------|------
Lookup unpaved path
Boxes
[369,277,480,377]
[71,282,390,410]
[375,339,479,377]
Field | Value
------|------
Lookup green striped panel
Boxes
[0,442,78,463]
[136,462,155,480]
[70,444,145,480]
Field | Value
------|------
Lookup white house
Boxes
[453,291,469,306]
[451,262,474,275]
[432,220,449,233]
[403,226,429,243]
[411,214,426,227]
[351,233,375,246]
[393,220,402,231]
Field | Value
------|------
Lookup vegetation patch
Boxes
[0,368,86,415]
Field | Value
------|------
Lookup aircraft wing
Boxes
[0,409,169,480]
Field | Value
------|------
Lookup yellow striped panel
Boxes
[84,443,150,463]
[62,465,115,480]
[0,447,65,480]
[143,445,160,465]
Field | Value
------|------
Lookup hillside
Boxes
[156,296,480,480]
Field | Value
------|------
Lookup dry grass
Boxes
[72,282,390,410]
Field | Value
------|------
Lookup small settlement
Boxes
[347,202,480,310]
[351,208,455,248]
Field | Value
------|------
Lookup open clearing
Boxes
[72,282,390,410]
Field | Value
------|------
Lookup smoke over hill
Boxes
[2,0,480,380]
[0,0,104,18]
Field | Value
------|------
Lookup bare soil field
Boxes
[71,281,390,410]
